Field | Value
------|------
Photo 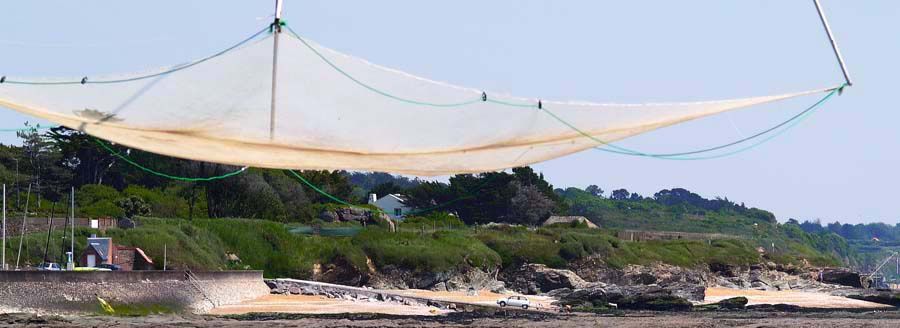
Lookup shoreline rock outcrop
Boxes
[368,265,506,293]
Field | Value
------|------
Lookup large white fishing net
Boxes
[0,28,836,175]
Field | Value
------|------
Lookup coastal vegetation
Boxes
[0,126,870,278]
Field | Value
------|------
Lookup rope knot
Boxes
[269,19,286,33]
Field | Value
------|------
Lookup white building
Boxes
[368,193,414,220]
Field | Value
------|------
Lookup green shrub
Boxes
[123,185,190,218]
[80,199,125,217]
[475,227,565,268]
[400,212,465,230]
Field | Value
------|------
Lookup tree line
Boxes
[797,219,900,242]
[0,126,568,224]
[0,125,795,229]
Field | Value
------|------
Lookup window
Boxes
[394,208,402,217]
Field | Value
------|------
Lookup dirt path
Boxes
[704,287,893,309]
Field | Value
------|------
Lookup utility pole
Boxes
[163,244,167,271]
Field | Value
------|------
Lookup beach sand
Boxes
[703,287,892,309]
[208,294,447,316]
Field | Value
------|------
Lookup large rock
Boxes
[502,264,589,294]
[369,265,504,292]
[694,297,748,311]
[569,256,709,287]
[708,262,740,278]
[312,257,370,286]
[555,284,693,311]
[117,217,137,230]
[665,282,706,302]
[319,207,389,224]
[711,264,827,292]
[820,268,862,288]
[832,289,900,306]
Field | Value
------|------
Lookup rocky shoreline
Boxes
[302,256,899,312]
[4,309,900,328]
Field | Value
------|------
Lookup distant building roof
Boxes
[383,194,407,203]
[116,245,155,265]
[87,237,112,261]
[542,216,599,229]
[134,248,153,264]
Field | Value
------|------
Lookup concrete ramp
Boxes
[0,271,269,314]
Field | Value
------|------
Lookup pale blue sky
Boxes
[1,1,897,224]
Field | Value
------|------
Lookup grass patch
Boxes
[354,228,500,272]
[476,226,762,269]
[8,216,835,280]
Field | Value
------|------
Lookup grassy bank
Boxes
[7,216,841,278]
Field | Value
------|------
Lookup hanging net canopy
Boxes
[0,24,844,176]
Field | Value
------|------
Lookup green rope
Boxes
[286,169,363,208]
[285,25,485,108]
[4,26,270,85]
[0,125,58,132]
[645,104,821,160]
[94,138,247,182]
[4,22,843,165]
[284,24,843,160]
[287,168,501,218]
[539,84,843,160]
[286,169,397,218]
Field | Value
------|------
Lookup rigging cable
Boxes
[2,26,271,85]
[285,23,845,160]
[93,138,247,182]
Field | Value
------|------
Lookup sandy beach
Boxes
[208,294,447,316]
[703,287,893,309]
[211,286,892,317]
[209,289,557,316]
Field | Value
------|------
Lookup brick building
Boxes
[79,236,154,270]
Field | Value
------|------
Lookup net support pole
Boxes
[813,0,853,86]
[269,0,284,140]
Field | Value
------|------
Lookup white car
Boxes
[36,262,62,271]
[497,295,530,309]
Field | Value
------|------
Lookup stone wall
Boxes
[3,217,116,236]
[0,271,268,314]
[616,230,738,242]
